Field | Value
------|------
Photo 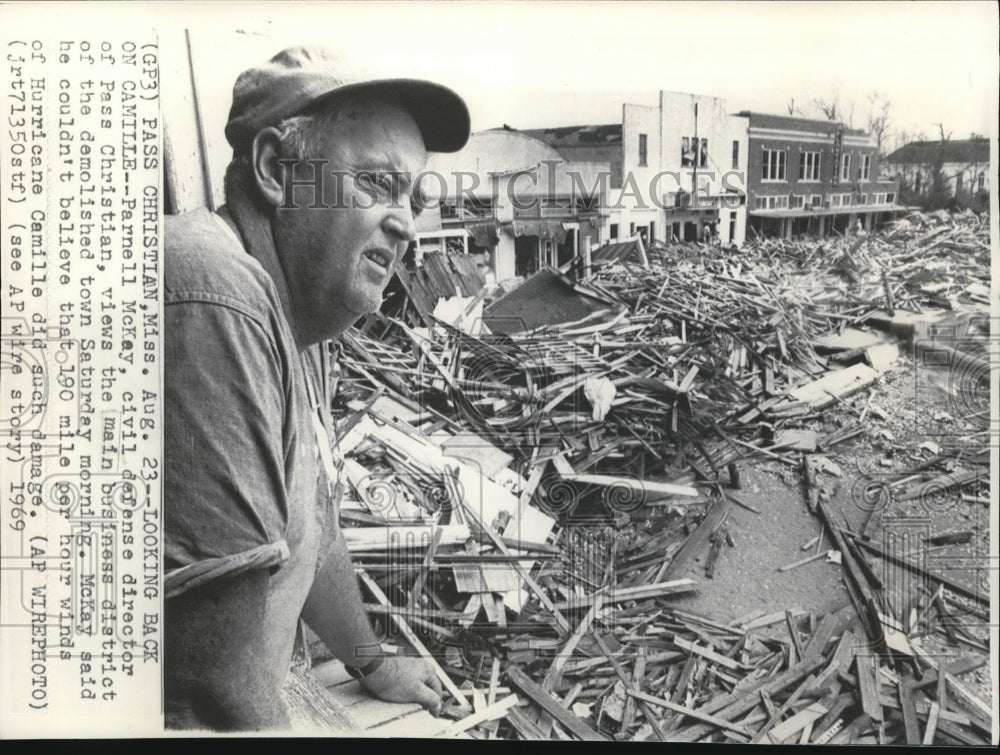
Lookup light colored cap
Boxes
[225,46,470,154]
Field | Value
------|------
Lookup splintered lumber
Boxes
[357,570,469,708]
[551,580,696,611]
[855,650,884,722]
[766,701,829,743]
[894,468,980,502]
[785,363,879,410]
[778,550,829,572]
[434,694,520,737]
[849,535,985,604]
[660,497,731,581]
[506,667,609,741]
[506,706,550,740]
[898,676,922,745]
[558,473,700,498]
[591,632,669,742]
[922,701,940,744]
[669,655,826,742]
[447,474,572,635]
[627,689,751,736]
[543,594,604,690]
[672,636,744,671]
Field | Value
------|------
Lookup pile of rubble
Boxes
[320,209,992,742]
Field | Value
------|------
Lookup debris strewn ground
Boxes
[316,209,992,743]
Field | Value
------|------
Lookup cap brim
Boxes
[310,78,470,153]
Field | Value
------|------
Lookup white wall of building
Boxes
[609,92,749,246]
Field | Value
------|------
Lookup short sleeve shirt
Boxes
[164,208,341,725]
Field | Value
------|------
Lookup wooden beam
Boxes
[434,694,519,737]
[506,667,609,741]
[659,497,732,581]
[357,570,469,708]
[898,676,922,745]
[627,688,751,735]
[672,636,745,671]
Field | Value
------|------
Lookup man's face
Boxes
[274,98,427,344]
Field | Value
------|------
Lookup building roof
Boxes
[737,111,866,137]
[590,239,646,266]
[483,267,610,334]
[394,251,485,319]
[885,139,989,166]
[518,123,623,149]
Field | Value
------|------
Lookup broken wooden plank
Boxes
[551,579,696,611]
[559,472,700,498]
[898,675,922,745]
[922,701,940,745]
[673,636,745,672]
[357,570,469,708]
[786,363,879,410]
[855,650,884,722]
[590,632,669,741]
[433,694,520,737]
[850,535,986,604]
[659,497,732,581]
[506,667,609,741]
[766,701,828,743]
[627,689,751,735]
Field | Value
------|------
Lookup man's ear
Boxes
[251,128,286,208]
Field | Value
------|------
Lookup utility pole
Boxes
[692,102,698,204]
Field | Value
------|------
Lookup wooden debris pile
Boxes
[317,208,991,740]
[490,595,991,744]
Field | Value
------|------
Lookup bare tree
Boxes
[813,86,855,127]
[813,95,840,122]
[927,123,953,209]
[866,92,891,156]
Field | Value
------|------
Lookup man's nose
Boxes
[383,200,417,244]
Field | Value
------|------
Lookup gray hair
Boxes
[223,103,346,206]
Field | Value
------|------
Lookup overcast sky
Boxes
[11,1,999,145]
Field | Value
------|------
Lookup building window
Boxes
[857,194,867,205]
[873,192,886,205]
[830,193,852,207]
[699,138,708,168]
[956,173,963,193]
[681,137,694,167]
[762,149,786,181]
[914,172,922,193]
[639,133,648,167]
[756,195,789,210]
[886,192,894,203]
[798,151,821,182]
[841,153,851,181]
[859,154,871,181]
[629,222,636,236]
[728,212,736,242]
[610,223,619,239]
[810,194,823,207]
[732,140,739,169]
[791,195,805,209]
[977,173,985,192]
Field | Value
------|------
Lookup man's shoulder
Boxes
[165,208,275,316]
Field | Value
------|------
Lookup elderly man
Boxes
[163,47,469,730]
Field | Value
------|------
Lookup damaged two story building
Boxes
[740,112,904,239]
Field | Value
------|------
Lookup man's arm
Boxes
[301,533,443,712]
[165,569,290,730]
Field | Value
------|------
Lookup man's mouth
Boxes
[362,248,393,272]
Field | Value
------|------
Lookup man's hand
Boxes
[359,656,444,715]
